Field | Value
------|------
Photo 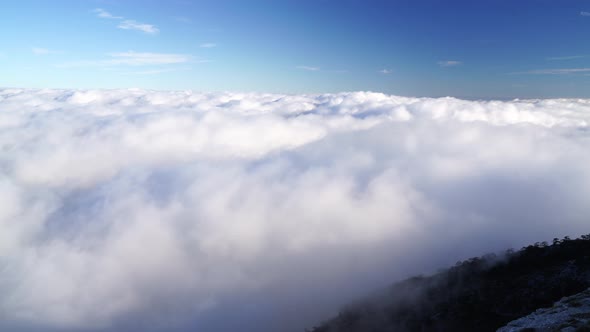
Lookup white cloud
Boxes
[118,20,159,34]
[296,65,320,71]
[200,43,217,48]
[93,8,123,20]
[379,69,392,74]
[0,89,589,331]
[581,11,590,16]
[438,60,462,67]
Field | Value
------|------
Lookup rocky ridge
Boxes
[497,288,590,332]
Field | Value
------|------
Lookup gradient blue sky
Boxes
[1,0,590,98]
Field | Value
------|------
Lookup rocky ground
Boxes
[497,288,590,332]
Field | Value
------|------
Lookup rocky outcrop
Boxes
[497,288,590,332]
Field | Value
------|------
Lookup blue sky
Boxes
[1,0,590,98]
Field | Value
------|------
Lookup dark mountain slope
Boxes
[309,234,590,332]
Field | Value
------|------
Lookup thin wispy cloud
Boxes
[32,47,62,55]
[296,65,320,71]
[200,43,217,48]
[379,69,392,74]
[93,8,159,34]
[438,60,462,67]
[173,16,192,23]
[122,67,192,75]
[546,55,585,61]
[581,11,590,17]
[514,68,590,75]
[57,51,195,68]
[108,51,190,65]
[118,20,159,34]
[93,8,123,20]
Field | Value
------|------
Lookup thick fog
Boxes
[0,88,589,331]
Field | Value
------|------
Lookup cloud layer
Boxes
[0,89,589,331]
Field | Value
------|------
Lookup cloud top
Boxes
[0,89,589,331]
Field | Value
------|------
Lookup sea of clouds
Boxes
[0,88,589,331]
